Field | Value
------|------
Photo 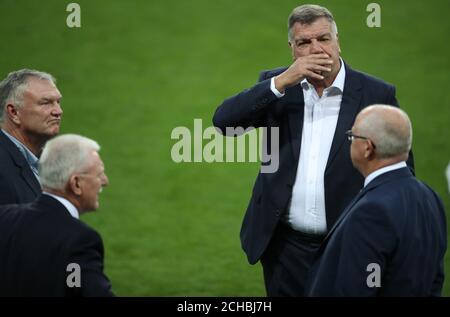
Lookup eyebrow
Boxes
[39,96,62,102]
[296,32,332,43]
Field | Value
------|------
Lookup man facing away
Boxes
[0,134,114,297]
[213,4,414,296]
[0,69,63,204]
[306,105,447,296]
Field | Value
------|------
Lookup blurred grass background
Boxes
[0,0,449,296]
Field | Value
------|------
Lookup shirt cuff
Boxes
[270,77,285,98]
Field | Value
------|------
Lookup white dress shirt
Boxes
[43,192,79,219]
[364,161,407,187]
[270,59,346,234]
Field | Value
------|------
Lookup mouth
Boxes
[48,119,61,125]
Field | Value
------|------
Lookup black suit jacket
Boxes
[0,194,114,297]
[213,63,414,264]
[0,130,41,204]
[306,167,447,296]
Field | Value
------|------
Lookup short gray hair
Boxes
[288,4,338,40]
[0,69,56,122]
[357,105,412,158]
[39,134,100,191]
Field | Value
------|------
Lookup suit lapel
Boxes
[326,64,363,171]
[0,131,41,195]
[20,164,41,195]
[284,83,304,161]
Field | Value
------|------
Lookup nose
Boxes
[310,39,324,54]
[101,174,109,187]
[51,101,63,118]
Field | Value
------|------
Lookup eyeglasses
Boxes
[345,130,376,148]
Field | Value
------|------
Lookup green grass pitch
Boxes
[0,0,449,296]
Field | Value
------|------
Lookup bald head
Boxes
[354,105,412,159]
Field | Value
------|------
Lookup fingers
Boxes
[300,54,333,66]
[306,70,324,80]
[309,64,332,73]
[278,54,334,89]
[296,54,333,79]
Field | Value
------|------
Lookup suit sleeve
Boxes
[331,202,396,296]
[212,71,280,134]
[431,260,445,296]
[68,228,114,297]
[430,194,447,296]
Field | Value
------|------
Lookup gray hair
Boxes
[0,69,56,122]
[39,134,100,191]
[357,105,412,158]
[288,4,338,40]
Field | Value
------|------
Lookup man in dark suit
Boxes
[306,105,446,296]
[0,134,114,297]
[213,4,414,296]
[0,69,63,204]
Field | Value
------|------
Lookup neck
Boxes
[3,123,46,156]
[44,187,82,213]
[362,155,407,178]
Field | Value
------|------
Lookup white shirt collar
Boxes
[364,161,408,187]
[301,57,346,94]
[43,192,79,219]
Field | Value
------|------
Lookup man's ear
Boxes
[336,33,341,54]
[5,104,20,124]
[364,140,376,160]
[69,175,83,196]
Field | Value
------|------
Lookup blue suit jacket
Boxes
[213,62,414,264]
[0,130,41,205]
[0,194,114,297]
[306,167,447,296]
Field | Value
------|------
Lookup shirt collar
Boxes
[301,57,346,94]
[43,192,80,219]
[1,129,39,173]
[364,161,408,187]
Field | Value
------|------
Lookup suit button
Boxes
[261,98,268,104]
[275,209,281,217]
[252,105,259,111]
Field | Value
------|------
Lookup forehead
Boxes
[90,151,104,168]
[24,77,61,98]
[291,17,333,40]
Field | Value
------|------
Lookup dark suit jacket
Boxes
[306,167,447,296]
[0,194,114,297]
[213,63,414,264]
[0,130,41,204]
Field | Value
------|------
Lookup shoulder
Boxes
[68,220,103,248]
[346,64,395,90]
[259,67,288,81]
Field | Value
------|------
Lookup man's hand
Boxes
[274,54,333,93]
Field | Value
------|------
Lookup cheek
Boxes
[350,144,360,161]
[330,43,341,56]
